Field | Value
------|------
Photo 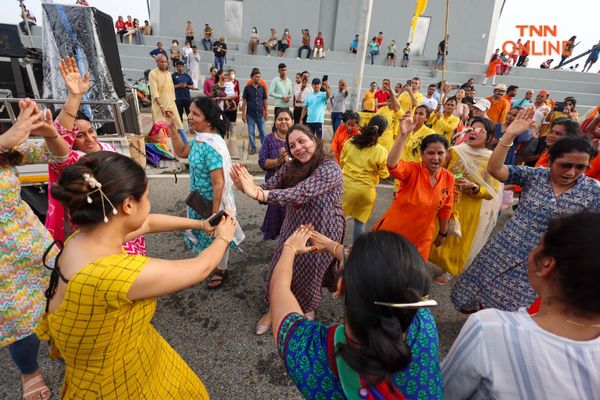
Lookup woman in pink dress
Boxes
[45,57,146,255]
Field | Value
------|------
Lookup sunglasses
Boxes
[555,161,589,172]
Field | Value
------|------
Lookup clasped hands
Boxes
[283,224,336,255]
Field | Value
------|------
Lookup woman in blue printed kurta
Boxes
[270,228,443,400]
[452,114,600,312]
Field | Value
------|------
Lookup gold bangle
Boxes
[498,139,513,148]
[215,236,230,246]
[333,243,340,257]
[284,243,297,254]
[200,220,206,231]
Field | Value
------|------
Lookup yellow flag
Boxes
[410,0,428,41]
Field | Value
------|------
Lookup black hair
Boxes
[210,66,218,73]
[338,231,431,386]
[214,70,224,84]
[283,124,328,188]
[272,108,294,133]
[278,63,287,70]
[191,97,231,137]
[507,85,519,92]
[342,110,360,124]
[444,96,457,104]
[175,61,185,67]
[52,152,147,226]
[353,115,387,149]
[552,118,580,137]
[564,96,577,110]
[548,135,597,163]
[539,212,600,314]
[414,104,431,119]
[428,84,436,89]
[470,117,495,140]
[420,134,448,153]
[251,68,261,77]
[370,81,377,86]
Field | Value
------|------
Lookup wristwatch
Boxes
[438,231,448,237]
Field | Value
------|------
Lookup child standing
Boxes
[402,42,410,67]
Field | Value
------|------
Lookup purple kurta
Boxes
[262,159,345,312]
[258,133,287,240]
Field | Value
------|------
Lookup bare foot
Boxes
[255,311,272,335]
[21,370,51,400]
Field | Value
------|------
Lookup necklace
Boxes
[534,312,600,328]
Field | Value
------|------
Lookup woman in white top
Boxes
[442,211,600,400]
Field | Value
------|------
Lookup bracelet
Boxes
[498,139,513,148]
[215,236,230,245]
[200,220,206,231]
[438,231,448,237]
[333,243,340,257]
[62,108,77,119]
[284,243,297,254]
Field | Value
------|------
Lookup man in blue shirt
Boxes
[149,42,168,60]
[172,61,195,122]
[301,78,330,139]
[241,69,268,155]
[350,34,359,54]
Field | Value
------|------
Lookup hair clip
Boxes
[83,173,118,223]
[374,295,438,309]
[219,114,223,120]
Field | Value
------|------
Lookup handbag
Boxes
[185,190,213,218]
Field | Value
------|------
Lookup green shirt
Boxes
[269,76,293,108]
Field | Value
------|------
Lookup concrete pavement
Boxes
[0,177,512,399]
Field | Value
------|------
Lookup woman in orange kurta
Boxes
[482,55,503,85]
[374,112,455,261]
[330,111,360,162]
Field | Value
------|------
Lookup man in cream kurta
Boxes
[149,54,183,131]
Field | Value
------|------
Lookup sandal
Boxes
[207,269,227,289]
[22,373,51,400]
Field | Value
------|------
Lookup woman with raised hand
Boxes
[1,99,69,400]
[443,211,600,399]
[36,151,238,399]
[231,125,344,335]
[451,107,600,312]
[271,227,443,399]
[429,117,502,285]
[374,112,455,262]
[258,108,292,240]
[340,115,390,242]
[168,96,244,289]
[47,56,147,255]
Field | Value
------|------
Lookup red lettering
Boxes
[531,41,544,56]
[502,41,518,55]
[547,41,561,56]
[530,25,543,37]
[543,25,557,37]
[515,25,528,36]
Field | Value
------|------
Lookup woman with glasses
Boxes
[451,108,600,313]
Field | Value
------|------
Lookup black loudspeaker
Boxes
[0,24,26,58]
[91,8,126,98]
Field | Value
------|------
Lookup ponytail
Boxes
[352,115,387,149]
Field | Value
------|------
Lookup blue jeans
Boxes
[214,55,225,71]
[134,31,144,45]
[246,114,266,151]
[8,334,40,374]
[306,122,323,140]
[202,38,213,51]
[370,50,379,65]
[331,112,344,133]
[352,219,365,243]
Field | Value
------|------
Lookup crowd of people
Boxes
[4,8,600,399]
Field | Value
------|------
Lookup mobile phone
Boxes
[322,74,328,83]
[208,210,227,227]
[553,102,565,112]
[406,79,412,85]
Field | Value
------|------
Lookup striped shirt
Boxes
[441,308,600,400]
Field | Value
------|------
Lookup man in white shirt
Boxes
[531,89,551,137]
[421,84,438,111]
[293,70,313,124]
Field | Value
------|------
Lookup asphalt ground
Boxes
[0,176,512,399]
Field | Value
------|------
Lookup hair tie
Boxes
[373,125,379,131]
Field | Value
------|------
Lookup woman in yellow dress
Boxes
[340,116,390,242]
[429,117,502,285]
[36,152,238,399]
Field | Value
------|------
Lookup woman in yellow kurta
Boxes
[429,117,502,285]
[340,116,390,242]
[374,112,455,262]
[36,152,238,399]
[427,97,460,142]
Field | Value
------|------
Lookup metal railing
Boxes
[0,98,126,135]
